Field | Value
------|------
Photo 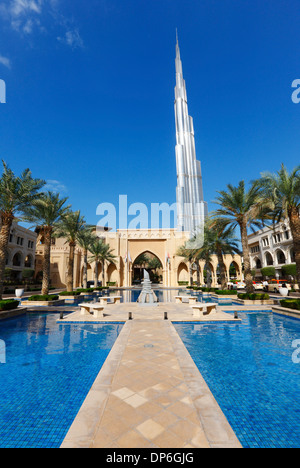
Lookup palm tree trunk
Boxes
[206,262,212,288]
[94,261,98,288]
[196,260,200,286]
[83,249,88,289]
[67,241,76,292]
[240,221,254,293]
[102,260,105,287]
[189,262,193,286]
[41,227,52,296]
[217,251,227,289]
[0,213,14,299]
[289,207,300,288]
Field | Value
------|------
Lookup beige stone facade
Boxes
[5,221,37,282]
[35,228,242,289]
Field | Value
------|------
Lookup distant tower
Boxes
[174,34,208,233]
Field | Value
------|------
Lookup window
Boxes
[273,233,281,244]
[251,245,260,254]
[262,237,269,247]
[17,237,24,246]
[9,234,13,243]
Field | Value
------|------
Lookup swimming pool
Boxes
[106,289,241,306]
[0,313,123,448]
[174,311,300,448]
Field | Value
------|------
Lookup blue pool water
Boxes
[21,289,240,306]
[107,289,240,306]
[174,312,300,448]
[0,313,123,448]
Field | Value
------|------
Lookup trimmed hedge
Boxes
[59,291,81,296]
[238,293,270,301]
[200,287,218,293]
[76,288,94,293]
[280,299,300,311]
[0,299,19,311]
[27,295,59,302]
[215,290,238,296]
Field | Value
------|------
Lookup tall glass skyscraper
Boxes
[174,35,208,234]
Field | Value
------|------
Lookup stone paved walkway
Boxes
[61,306,242,448]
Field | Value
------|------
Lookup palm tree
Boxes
[55,210,86,291]
[259,164,300,287]
[212,180,266,293]
[23,191,70,295]
[77,229,97,289]
[199,220,241,289]
[176,244,198,286]
[89,239,116,287]
[0,161,45,298]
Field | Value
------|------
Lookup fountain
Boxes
[137,270,159,307]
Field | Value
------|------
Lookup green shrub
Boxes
[261,267,276,278]
[281,264,297,277]
[59,291,81,296]
[27,295,59,302]
[76,288,94,293]
[215,290,238,295]
[0,299,19,311]
[178,281,189,286]
[238,293,270,301]
[280,299,300,311]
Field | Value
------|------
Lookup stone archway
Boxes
[276,249,286,265]
[107,263,118,286]
[177,262,189,285]
[131,251,163,286]
[12,252,22,267]
[265,252,274,266]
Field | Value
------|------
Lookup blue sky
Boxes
[0,0,299,229]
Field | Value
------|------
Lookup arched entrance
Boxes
[229,261,241,280]
[107,263,118,286]
[132,251,163,285]
[177,262,189,285]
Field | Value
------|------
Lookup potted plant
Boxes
[15,288,24,299]
[279,285,289,297]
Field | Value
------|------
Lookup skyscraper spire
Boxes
[174,35,208,233]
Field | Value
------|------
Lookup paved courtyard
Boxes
[60,303,242,448]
